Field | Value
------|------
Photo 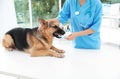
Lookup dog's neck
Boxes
[33,30,53,45]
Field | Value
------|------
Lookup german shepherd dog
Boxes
[2,18,65,58]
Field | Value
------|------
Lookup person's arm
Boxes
[47,0,70,26]
[47,18,60,26]
[57,0,70,24]
[89,1,102,33]
[66,1,102,40]
[66,29,94,40]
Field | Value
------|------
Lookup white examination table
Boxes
[0,40,120,79]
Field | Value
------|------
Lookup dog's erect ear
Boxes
[38,18,48,31]
[38,18,47,25]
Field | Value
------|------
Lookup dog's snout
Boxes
[58,28,65,35]
[61,30,65,35]
[53,28,65,38]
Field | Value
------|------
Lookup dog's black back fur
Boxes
[6,27,38,50]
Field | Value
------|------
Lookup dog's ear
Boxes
[38,18,47,25]
[38,18,48,32]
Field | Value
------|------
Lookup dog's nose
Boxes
[61,30,65,35]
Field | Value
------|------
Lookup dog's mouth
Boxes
[53,32,62,38]
[53,29,65,38]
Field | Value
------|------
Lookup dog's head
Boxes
[38,18,65,38]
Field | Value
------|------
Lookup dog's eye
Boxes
[53,26,58,29]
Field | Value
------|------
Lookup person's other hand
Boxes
[65,32,78,40]
[47,18,59,26]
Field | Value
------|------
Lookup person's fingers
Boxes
[65,34,72,40]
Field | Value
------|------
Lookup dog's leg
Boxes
[2,34,15,51]
[50,46,65,53]
[30,49,64,58]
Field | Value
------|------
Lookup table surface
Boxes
[0,40,120,79]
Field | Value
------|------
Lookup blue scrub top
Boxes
[57,0,102,49]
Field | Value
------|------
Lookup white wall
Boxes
[0,0,17,42]
[110,3,120,15]
[102,3,120,15]
[102,3,120,45]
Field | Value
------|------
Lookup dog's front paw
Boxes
[50,46,65,53]
[55,53,65,58]
[53,49,65,53]
[56,49,65,53]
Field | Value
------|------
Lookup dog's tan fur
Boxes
[2,18,65,58]
[2,34,15,51]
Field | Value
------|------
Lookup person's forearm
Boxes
[66,28,95,40]
[76,28,95,36]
